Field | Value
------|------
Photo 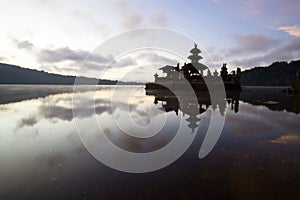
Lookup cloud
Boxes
[225,34,279,57]
[150,11,168,27]
[232,0,300,23]
[37,47,110,64]
[122,12,143,29]
[71,11,110,38]
[38,47,88,63]
[273,0,300,17]
[0,56,6,61]
[18,116,38,127]
[211,0,221,5]
[230,37,300,67]
[277,25,300,37]
[34,44,138,75]
[136,51,178,65]
[112,1,143,29]
[13,39,34,50]
[82,56,136,72]
[210,33,299,67]
[111,56,137,68]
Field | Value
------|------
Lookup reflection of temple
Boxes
[146,86,300,132]
[146,43,241,91]
[147,89,240,132]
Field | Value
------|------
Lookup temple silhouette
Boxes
[145,43,241,91]
[144,44,299,132]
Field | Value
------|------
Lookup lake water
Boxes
[0,85,299,199]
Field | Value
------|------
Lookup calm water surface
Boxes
[0,85,299,199]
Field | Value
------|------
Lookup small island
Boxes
[145,43,241,91]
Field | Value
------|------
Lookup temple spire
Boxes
[188,43,207,75]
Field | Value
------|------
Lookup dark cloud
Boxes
[13,39,34,50]
[37,46,111,65]
[225,34,279,57]
[230,37,300,67]
[36,45,139,74]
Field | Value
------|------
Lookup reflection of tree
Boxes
[292,94,300,114]
[146,89,240,132]
[239,88,300,114]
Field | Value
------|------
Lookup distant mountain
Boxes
[241,60,300,86]
[2,61,300,86]
[0,63,140,85]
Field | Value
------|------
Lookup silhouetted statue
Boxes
[213,69,219,77]
[154,73,158,82]
[207,69,212,77]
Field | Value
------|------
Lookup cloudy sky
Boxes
[0,0,300,81]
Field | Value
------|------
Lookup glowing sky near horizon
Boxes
[0,0,299,81]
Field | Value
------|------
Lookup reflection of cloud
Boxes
[225,102,300,137]
[270,134,300,144]
[38,104,113,121]
[103,115,179,153]
[0,106,8,111]
[37,94,140,122]
[35,152,67,168]
[19,116,38,127]
[225,110,272,136]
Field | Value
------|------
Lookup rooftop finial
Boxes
[194,42,197,48]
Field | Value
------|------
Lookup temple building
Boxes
[145,43,242,91]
